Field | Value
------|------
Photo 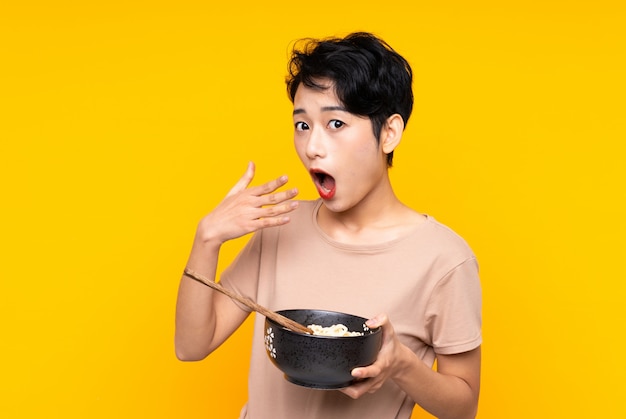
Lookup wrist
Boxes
[185,237,222,272]
[190,236,222,259]
[392,343,420,382]
[195,218,227,247]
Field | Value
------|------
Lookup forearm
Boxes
[393,345,480,419]
[174,239,222,361]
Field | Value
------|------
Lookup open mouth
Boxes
[311,170,336,200]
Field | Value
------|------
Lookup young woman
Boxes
[175,32,482,419]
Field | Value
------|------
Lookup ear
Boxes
[380,114,404,154]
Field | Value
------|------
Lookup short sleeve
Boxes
[425,257,482,355]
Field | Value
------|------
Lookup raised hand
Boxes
[195,161,300,246]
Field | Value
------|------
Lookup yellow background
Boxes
[1,1,624,418]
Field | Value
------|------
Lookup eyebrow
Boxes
[293,105,347,116]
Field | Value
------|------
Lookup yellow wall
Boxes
[1,1,624,418]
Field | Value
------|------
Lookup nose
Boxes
[305,127,326,159]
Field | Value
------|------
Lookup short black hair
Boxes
[286,32,413,167]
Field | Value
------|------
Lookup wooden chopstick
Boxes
[183,268,312,335]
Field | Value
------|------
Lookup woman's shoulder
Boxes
[418,215,476,259]
[289,199,321,222]
[260,199,320,239]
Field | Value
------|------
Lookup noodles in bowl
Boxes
[264,309,382,389]
[307,323,364,337]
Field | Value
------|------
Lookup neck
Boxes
[317,185,421,244]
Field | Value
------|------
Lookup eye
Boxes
[294,121,309,131]
[328,120,345,130]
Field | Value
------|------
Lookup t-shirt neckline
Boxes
[310,199,430,252]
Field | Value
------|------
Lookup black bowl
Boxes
[264,309,383,389]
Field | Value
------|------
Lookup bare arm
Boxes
[341,315,481,419]
[175,162,299,361]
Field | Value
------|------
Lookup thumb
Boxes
[226,161,255,197]
[365,313,388,329]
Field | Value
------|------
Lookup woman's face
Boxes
[292,82,389,214]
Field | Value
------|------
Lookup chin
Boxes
[320,198,353,214]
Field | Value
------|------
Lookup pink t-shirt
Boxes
[221,200,482,419]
